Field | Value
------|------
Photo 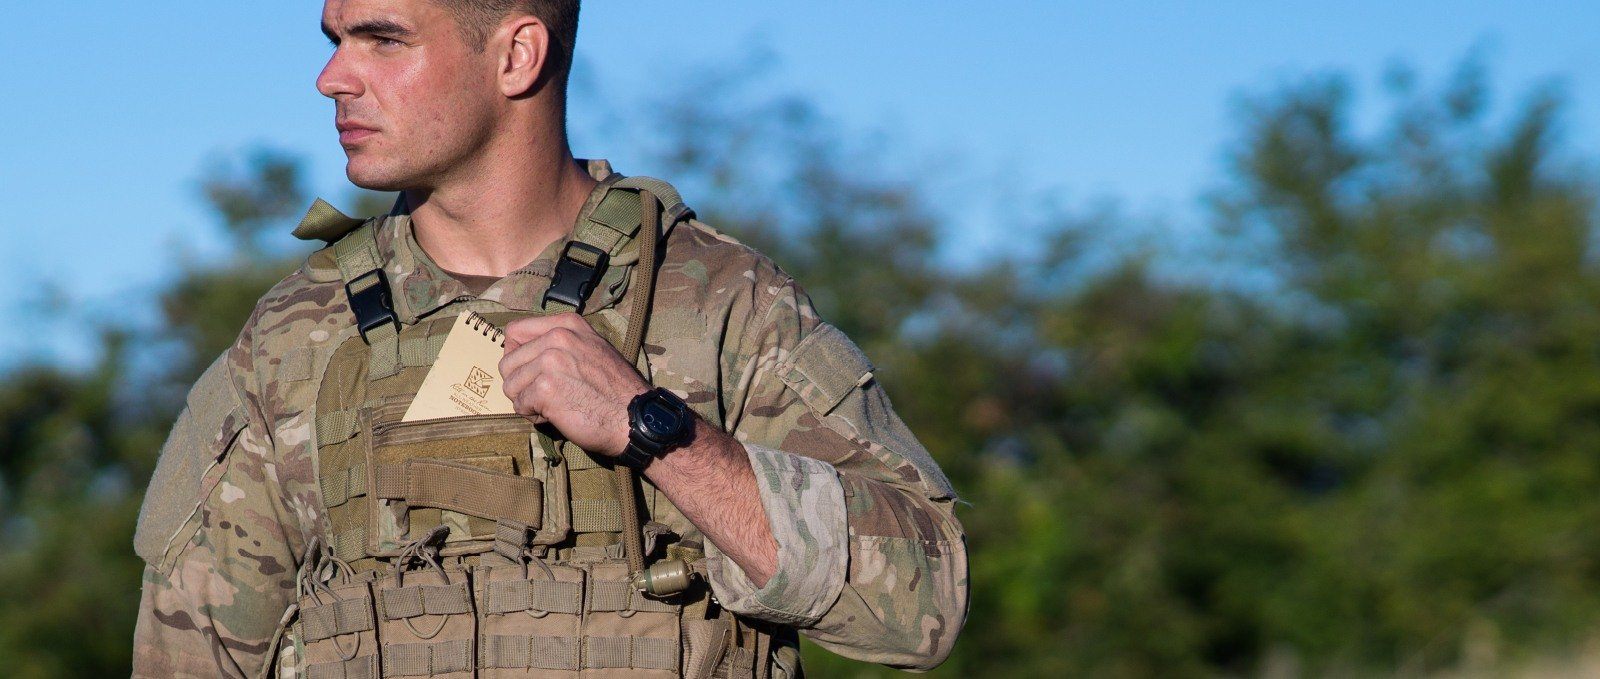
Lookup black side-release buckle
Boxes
[344,268,398,344]
[543,241,609,313]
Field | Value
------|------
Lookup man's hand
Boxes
[498,313,649,456]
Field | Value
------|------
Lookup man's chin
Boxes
[344,161,410,193]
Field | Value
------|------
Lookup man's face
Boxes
[317,0,500,190]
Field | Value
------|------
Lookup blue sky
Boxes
[1,2,1596,367]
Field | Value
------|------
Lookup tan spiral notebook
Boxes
[401,312,518,422]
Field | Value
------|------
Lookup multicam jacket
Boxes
[131,160,968,677]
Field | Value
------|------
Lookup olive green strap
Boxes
[332,223,401,380]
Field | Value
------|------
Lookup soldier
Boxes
[131,1,967,677]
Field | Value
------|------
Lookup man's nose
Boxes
[316,48,360,99]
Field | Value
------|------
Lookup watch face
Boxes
[640,400,683,438]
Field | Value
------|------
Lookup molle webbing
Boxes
[380,639,473,676]
[304,656,378,679]
[481,635,580,671]
[584,636,679,670]
[482,579,582,615]
[378,582,473,619]
[300,597,375,642]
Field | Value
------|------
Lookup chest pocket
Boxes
[362,399,567,558]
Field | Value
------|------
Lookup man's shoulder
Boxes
[241,249,349,357]
[659,217,797,313]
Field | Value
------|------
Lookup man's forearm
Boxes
[643,417,779,585]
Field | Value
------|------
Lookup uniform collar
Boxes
[378,159,620,323]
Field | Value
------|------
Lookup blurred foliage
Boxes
[1,58,1597,677]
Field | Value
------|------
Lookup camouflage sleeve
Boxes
[131,337,301,677]
[713,275,969,671]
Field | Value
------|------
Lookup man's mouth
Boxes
[336,122,379,145]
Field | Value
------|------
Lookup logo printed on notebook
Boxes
[460,366,493,398]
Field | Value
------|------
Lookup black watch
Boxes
[620,387,695,469]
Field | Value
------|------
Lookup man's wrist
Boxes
[617,387,696,467]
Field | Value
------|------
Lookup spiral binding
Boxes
[463,311,506,346]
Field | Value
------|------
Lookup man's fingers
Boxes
[503,312,591,348]
[503,316,554,347]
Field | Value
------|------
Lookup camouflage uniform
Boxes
[131,160,968,677]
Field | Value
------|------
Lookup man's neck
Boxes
[404,139,598,278]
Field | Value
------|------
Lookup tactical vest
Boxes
[273,176,784,679]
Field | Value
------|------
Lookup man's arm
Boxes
[499,275,968,670]
[132,345,301,678]
[707,277,968,670]
[498,313,782,584]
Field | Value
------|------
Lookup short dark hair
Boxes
[438,0,579,80]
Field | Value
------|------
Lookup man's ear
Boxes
[498,16,550,98]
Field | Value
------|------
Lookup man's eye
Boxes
[375,36,402,47]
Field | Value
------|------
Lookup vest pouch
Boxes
[365,411,539,557]
[581,561,681,677]
[475,555,587,676]
[374,558,477,678]
[296,574,381,679]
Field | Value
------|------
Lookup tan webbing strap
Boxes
[305,655,378,679]
[300,597,375,642]
[584,636,678,670]
[483,578,583,615]
[332,525,366,564]
[684,618,732,679]
[570,498,624,533]
[575,190,643,257]
[315,410,360,446]
[482,635,580,671]
[320,462,366,508]
[398,331,447,367]
[587,581,678,614]
[722,647,757,678]
[379,581,472,619]
[564,444,603,470]
[380,639,473,676]
[397,459,543,528]
[333,223,401,380]
[613,176,693,228]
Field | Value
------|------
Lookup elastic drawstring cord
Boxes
[390,526,452,639]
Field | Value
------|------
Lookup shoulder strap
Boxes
[542,176,694,314]
[332,223,402,380]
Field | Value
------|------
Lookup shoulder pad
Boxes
[301,244,341,283]
[292,198,365,242]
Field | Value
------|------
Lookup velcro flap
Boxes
[133,353,249,571]
[403,458,542,528]
[779,323,875,416]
